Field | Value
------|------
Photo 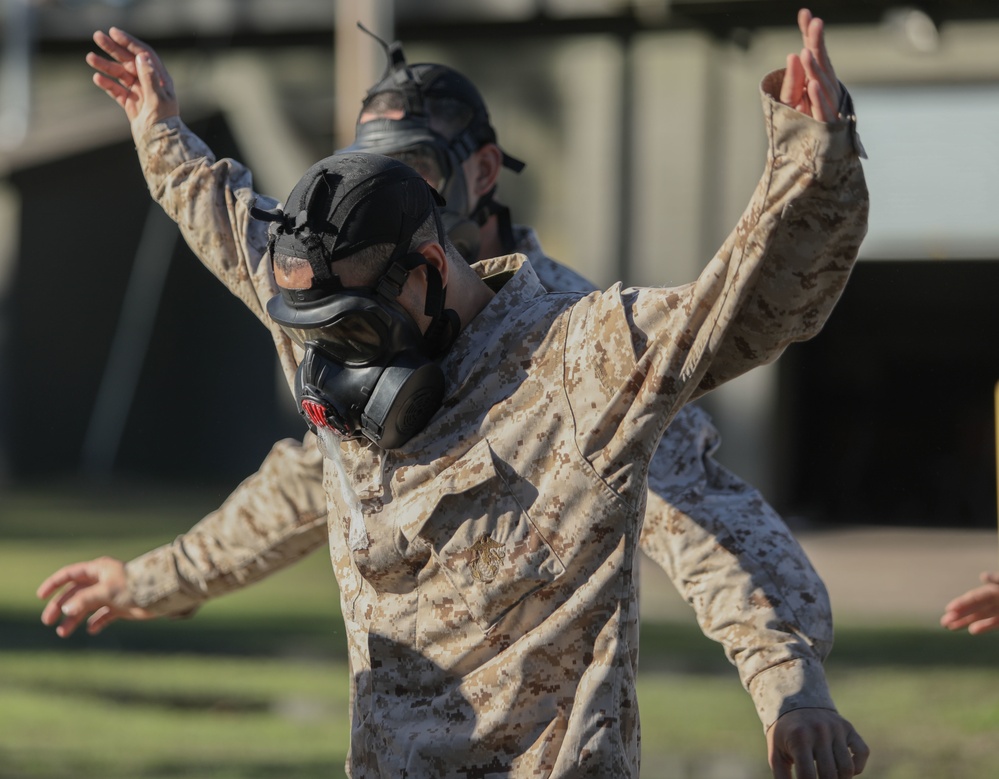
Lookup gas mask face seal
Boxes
[270,284,446,449]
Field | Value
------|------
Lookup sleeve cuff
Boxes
[759,69,867,162]
[125,546,204,618]
[748,657,837,730]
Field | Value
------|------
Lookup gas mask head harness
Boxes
[252,153,459,449]
[338,25,526,261]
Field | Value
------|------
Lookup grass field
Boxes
[3,485,999,778]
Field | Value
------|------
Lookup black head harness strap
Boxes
[348,25,525,176]
[252,153,459,356]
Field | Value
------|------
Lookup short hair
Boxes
[274,212,453,290]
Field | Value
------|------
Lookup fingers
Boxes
[847,729,870,774]
[93,27,156,67]
[787,741,818,779]
[769,709,868,779]
[944,584,999,618]
[968,616,999,635]
[134,50,162,98]
[806,73,838,123]
[93,28,132,63]
[771,761,793,779]
[798,8,814,38]
[780,53,810,113]
[786,9,842,121]
[831,734,855,777]
[85,49,133,84]
[108,27,157,62]
[39,580,85,628]
[36,562,98,601]
[87,606,120,636]
[38,558,127,637]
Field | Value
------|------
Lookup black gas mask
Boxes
[339,28,526,261]
[254,153,459,449]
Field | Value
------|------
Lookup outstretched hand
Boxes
[941,571,999,635]
[87,28,179,140]
[780,9,843,122]
[768,707,869,779]
[37,556,157,638]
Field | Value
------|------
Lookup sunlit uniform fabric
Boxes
[124,70,868,776]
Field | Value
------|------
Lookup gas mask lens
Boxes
[390,145,449,195]
[281,309,387,366]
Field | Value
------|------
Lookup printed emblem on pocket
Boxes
[469,536,506,582]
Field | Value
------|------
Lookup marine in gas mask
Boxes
[254,153,489,449]
[339,31,525,263]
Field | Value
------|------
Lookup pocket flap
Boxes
[397,438,497,542]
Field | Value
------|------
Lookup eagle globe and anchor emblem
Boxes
[468,536,506,582]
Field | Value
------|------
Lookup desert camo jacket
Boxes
[125,70,868,777]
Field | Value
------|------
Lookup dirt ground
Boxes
[638,526,999,627]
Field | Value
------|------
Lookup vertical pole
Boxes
[81,205,178,478]
[334,0,394,151]
[0,0,33,150]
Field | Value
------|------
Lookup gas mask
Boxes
[339,29,526,261]
[254,153,459,449]
[270,262,447,449]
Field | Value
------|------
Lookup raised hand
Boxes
[780,9,843,122]
[37,556,157,638]
[86,28,179,139]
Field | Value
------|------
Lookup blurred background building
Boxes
[2,0,998,530]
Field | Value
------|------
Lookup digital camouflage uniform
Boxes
[125,70,867,776]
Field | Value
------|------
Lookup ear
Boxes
[467,143,503,198]
[415,240,449,288]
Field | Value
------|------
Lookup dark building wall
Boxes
[7,114,306,486]
[778,260,999,529]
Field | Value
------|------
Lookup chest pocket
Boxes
[400,438,566,632]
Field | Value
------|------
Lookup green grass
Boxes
[0,652,350,779]
[5,485,999,778]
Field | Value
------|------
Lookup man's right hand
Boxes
[37,556,157,638]
[87,28,180,142]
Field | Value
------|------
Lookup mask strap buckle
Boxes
[375,260,411,300]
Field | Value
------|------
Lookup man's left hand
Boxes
[767,707,869,778]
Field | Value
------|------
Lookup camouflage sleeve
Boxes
[688,71,868,398]
[639,404,835,729]
[125,433,329,616]
[567,71,866,480]
[134,116,301,387]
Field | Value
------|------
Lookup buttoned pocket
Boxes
[410,438,565,632]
